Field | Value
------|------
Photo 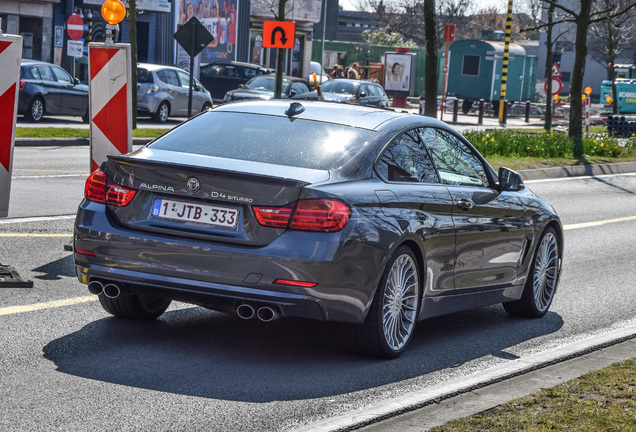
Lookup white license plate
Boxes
[151,198,239,229]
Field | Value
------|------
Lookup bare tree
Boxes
[530,0,636,156]
[588,0,636,113]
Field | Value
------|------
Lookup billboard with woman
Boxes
[384,52,415,96]
[175,0,238,64]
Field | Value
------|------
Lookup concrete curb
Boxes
[520,161,636,181]
[295,325,636,432]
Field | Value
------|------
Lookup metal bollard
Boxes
[525,101,531,123]
[501,101,509,124]
[452,99,459,124]
[478,99,484,125]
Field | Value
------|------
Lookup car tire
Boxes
[98,291,171,321]
[202,102,212,112]
[25,97,45,122]
[504,226,560,318]
[82,108,90,123]
[154,101,170,123]
[348,245,420,359]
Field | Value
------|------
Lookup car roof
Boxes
[21,59,52,66]
[202,60,269,69]
[249,75,306,82]
[138,63,188,73]
[213,100,444,131]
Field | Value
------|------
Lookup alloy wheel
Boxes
[532,231,559,312]
[381,253,419,351]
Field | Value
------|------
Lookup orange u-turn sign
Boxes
[263,21,295,49]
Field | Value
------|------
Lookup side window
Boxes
[375,85,387,97]
[176,70,191,89]
[291,82,309,95]
[424,128,490,187]
[376,128,440,184]
[157,69,179,86]
[29,66,41,79]
[51,66,73,84]
[155,70,167,83]
[243,66,256,79]
[462,54,480,76]
[36,66,54,82]
[224,65,238,77]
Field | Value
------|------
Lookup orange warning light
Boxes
[101,0,126,25]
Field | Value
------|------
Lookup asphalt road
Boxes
[1,146,635,431]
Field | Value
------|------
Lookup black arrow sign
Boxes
[271,27,288,47]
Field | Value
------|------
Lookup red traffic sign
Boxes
[67,13,84,41]
[551,63,562,78]
[544,78,563,96]
[263,21,295,49]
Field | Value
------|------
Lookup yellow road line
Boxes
[0,233,72,237]
[14,168,87,173]
[0,295,97,317]
[563,215,636,231]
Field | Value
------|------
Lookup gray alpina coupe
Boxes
[74,100,563,358]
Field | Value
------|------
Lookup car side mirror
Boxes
[359,91,367,98]
[74,78,80,85]
[195,83,202,91]
[498,167,524,192]
[290,90,297,97]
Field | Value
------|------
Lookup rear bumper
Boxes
[74,200,387,324]
[75,262,327,321]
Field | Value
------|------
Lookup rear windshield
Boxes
[322,80,359,95]
[148,111,374,170]
[137,68,153,83]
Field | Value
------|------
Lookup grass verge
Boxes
[487,154,636,172]
[430,359,636,431]
[15,126,636,172]
[15,127,167,139]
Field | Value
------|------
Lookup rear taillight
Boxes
[84,169,136,206]
[148,83,160,93]
[252,203,294,228]
[19,80,26,91]
[84,169,107,203]
[253,199,350,232]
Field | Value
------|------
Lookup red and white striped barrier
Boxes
[88,43,132,172]
[0,34,22,218]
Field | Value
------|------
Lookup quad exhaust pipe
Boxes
[87,279,122,299]
[237,303,280,322]
[87,280,104,295]
[103,283,121,299]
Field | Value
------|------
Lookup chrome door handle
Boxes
[457,199,474,211]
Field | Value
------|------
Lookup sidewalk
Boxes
[298,326,636,432]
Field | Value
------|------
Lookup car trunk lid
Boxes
[104,149,330,246]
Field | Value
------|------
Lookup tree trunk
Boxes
[423,0,438,118]
[568,0,593,157]
[129,0,138,129]
[544,3,555,132]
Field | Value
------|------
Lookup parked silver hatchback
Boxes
[137,63,213,123]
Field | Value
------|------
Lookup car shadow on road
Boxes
[32,254,75,280]
[42,304,563,402]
